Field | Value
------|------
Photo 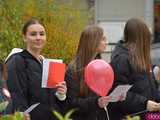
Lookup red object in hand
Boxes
[47,62,66,88]
[85,59,114,96]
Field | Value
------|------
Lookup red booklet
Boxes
[42,59,66,88]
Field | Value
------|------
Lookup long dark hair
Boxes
[69,25,104,96]
[124,18,151,73]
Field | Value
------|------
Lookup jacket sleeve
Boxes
[65,68,100,114]
[110,54,148,113]
[6,55,29,112]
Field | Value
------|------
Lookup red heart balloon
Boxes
[85,59,114,96]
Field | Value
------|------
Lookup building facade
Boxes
[95,0,160,64]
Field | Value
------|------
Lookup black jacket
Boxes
[108,41,159,120]
[6,50,66,120]
[65,66,107,120]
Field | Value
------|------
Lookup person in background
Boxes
[152,65,160,100]
[0,61,11,114]
[109,18,160,120]
[65,25,111,120]
[153,65,160,82]
[0,61,30,120]
[154,16,160,43]
[6,18,67,120]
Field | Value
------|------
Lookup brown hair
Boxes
[22,18,45,35]
[70,25,104,96]
[124,18,151,73]
[0,62,7,88]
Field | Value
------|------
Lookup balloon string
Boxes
[104,106,110,120]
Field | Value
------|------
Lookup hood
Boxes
[5,48,23,62]
[111,40,129,60]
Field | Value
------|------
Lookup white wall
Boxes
[95,0,154,62]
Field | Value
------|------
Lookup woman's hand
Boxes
[147,100,160,111]
[56,81,67,95]
[24,113,30,120]
[55,81,67,101]
[98,96,110,108]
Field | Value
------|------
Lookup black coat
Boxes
[65,66,107,120]
[6,50,66,120]
[108,41,159,120]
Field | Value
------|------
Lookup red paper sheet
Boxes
[47,62,66,88]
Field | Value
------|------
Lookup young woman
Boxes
[6,19,67,120]
[65,25,110,120]
[0,62,30,120]
[0,62,11,114]
[109,18,160,120]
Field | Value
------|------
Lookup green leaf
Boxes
[53,111,64,120]
[131,116,140,120]
[13,112,24,120]
[0,114,13,120]
[64,109,75,120]
[0,101,8,112]
[126,115,140,120]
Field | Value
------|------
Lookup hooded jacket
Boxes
[6,50,66,120]
[108,40,158,120]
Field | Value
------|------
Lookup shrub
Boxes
[0,0,91,64]
[0,112,26,120]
